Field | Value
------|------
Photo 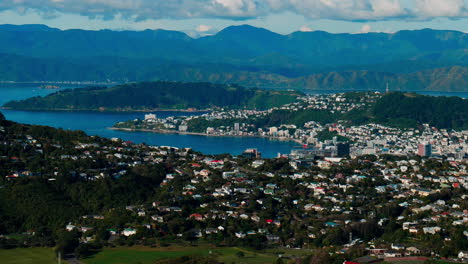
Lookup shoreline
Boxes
[0,107,211,113]
[109,127,303,145]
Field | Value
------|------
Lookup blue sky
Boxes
[0,0,466,36]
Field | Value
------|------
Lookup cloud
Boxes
[299,25,314,32]
[359,24,373,33]
[0,0,466,21]
[275,0,409,21]
[415,0,467,18]
[196,24,213,32]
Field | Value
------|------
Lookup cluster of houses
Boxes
[2,102,467,262]
[117,92,468,162]
[40,134,466,261]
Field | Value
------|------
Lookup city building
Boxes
[418,143,432,157]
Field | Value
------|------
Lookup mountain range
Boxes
[0,24,466,91]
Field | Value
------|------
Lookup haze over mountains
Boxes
[0,24,466,91]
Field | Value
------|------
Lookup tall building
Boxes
[418,143,432,157]
[234,123,240,131]
[336,143,350,157]
[242,148,261,159]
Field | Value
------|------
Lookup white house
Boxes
[123,228,137,237]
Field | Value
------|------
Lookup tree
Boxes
[308,250,330,264]
[55,230,80,255]
[74,243,92,259]
[235,251,245,258]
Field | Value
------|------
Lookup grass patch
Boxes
[82,246,278,264]
[0,248,56,264]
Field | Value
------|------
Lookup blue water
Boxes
[0,84,297,157]
[1,85,467,157]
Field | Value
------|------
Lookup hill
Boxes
[184,92,468,130]
[0,53,465,91]
[371,92,468,129]
[0,25,466,91]
[2,81,303,111]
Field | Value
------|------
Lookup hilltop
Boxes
[2,81,303,111]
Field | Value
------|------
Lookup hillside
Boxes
[2,81,303,111]
[0,53,465,91]
[371,92,468,129]
[0,25,466,91]
[184,92,468,130]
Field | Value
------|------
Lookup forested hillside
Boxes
[3,81,303,111]
[372,92,468,129]
[0,25,466,91]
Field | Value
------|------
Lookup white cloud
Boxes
[299,25,314,32]
[277,0,408,21]
[360,24,373,33]
[0,0,466,21]
[196,24,213,32]
[415,0,467,18]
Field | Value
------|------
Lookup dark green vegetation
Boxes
[372,92,468,129]
[0,117,167,246]
[3,81,302,111]
[0,24,466,91]
[187,92,468,131]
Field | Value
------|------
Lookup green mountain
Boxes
[2,81,303,111]
[0,24,466,91]
[0,53,465,91]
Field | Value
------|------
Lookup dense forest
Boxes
[3,81,302,111]
[372,92,468,129]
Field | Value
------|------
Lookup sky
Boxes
[0,0,466,36]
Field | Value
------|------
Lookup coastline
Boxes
[0,107,211,113]
[109,127,303,145]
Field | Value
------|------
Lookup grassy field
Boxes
[0,248,56,264]
[82,246,278,264]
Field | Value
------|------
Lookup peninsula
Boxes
[2,81,303,112]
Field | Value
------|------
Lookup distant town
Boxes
[114,92,468,161]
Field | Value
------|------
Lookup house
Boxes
[235,232,246,238]
[406,247,420,255]
[151,215,164,223]
[189,213,204,221]
[384,250,402,258]
[459,251,468,260]
[266,235,280,243]
[391,243,405,250]
[251,160,264,168]
[423,226,441,234]
[205,228,218,234]
[122,228,137,237]
[66,224,76,231]
[325,222,340,227]
[80,226,93,233]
